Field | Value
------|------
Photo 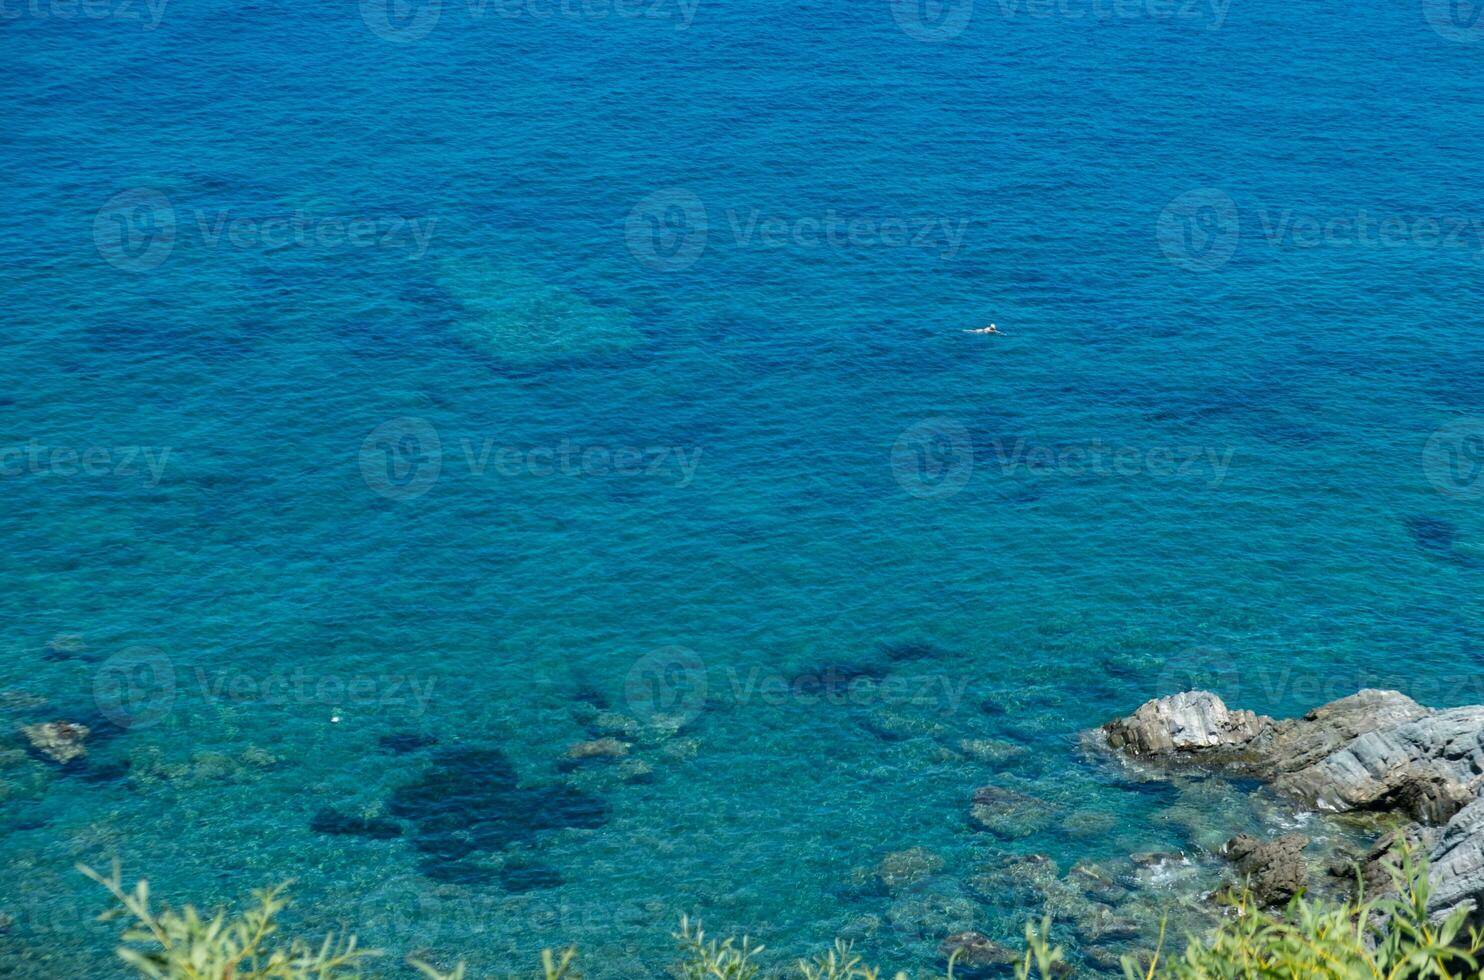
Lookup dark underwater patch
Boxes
[880,640,948,663]
[788,660,892,697]
[387,746,606,883]
[1404,516,1483,569]
[498,862,564,893]
[378,732,441,754]
[1406,515,1457,552]
[310,807,403,840]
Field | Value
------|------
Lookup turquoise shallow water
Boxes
[3,0,1484,975]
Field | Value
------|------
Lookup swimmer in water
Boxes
[964,323,1002,335]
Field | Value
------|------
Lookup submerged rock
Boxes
[564,737,629,761]
[939,931,1016,973]
[436,261,644,369]
[21,722,89,765]
[388,746,607,881]
[377,732,440,754]
[876,847,945,892]
[311,807,403,840]
[969,785,1055,838]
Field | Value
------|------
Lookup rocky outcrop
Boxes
[1222,833,1309,906]
[1428,798,1484,919]
[1099,690,1484,820]
[1099,690,1484,921]
[21,721,89,765]
[1103,691,1270,757]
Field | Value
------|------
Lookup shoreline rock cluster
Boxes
[1098,689,1484,920]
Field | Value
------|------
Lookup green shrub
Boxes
[80,852,1483,980]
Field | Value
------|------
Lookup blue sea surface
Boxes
[3,0,1484,974]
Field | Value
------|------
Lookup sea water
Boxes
[2,0,1484,974]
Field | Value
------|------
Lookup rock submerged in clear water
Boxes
[21,722,88,765]
[969,785,1055,838]
[436,261,644,369]
[1099,689,1484,920]
[387,745,608,883]
[938,931,1017,974]
[876,847,945,893]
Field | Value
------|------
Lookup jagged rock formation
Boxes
[1099,690,1484,919]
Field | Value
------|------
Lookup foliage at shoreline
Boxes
[79,855,1482,980]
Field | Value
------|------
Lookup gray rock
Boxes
[1274,703,1484,820]
[1102,691,1270,757]
[1222,833,1309,907]
[1102,690,1484,822]
[1100,688,1484,922]
[1428,798,1484,920]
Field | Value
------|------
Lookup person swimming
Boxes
[964,323,1002,335]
